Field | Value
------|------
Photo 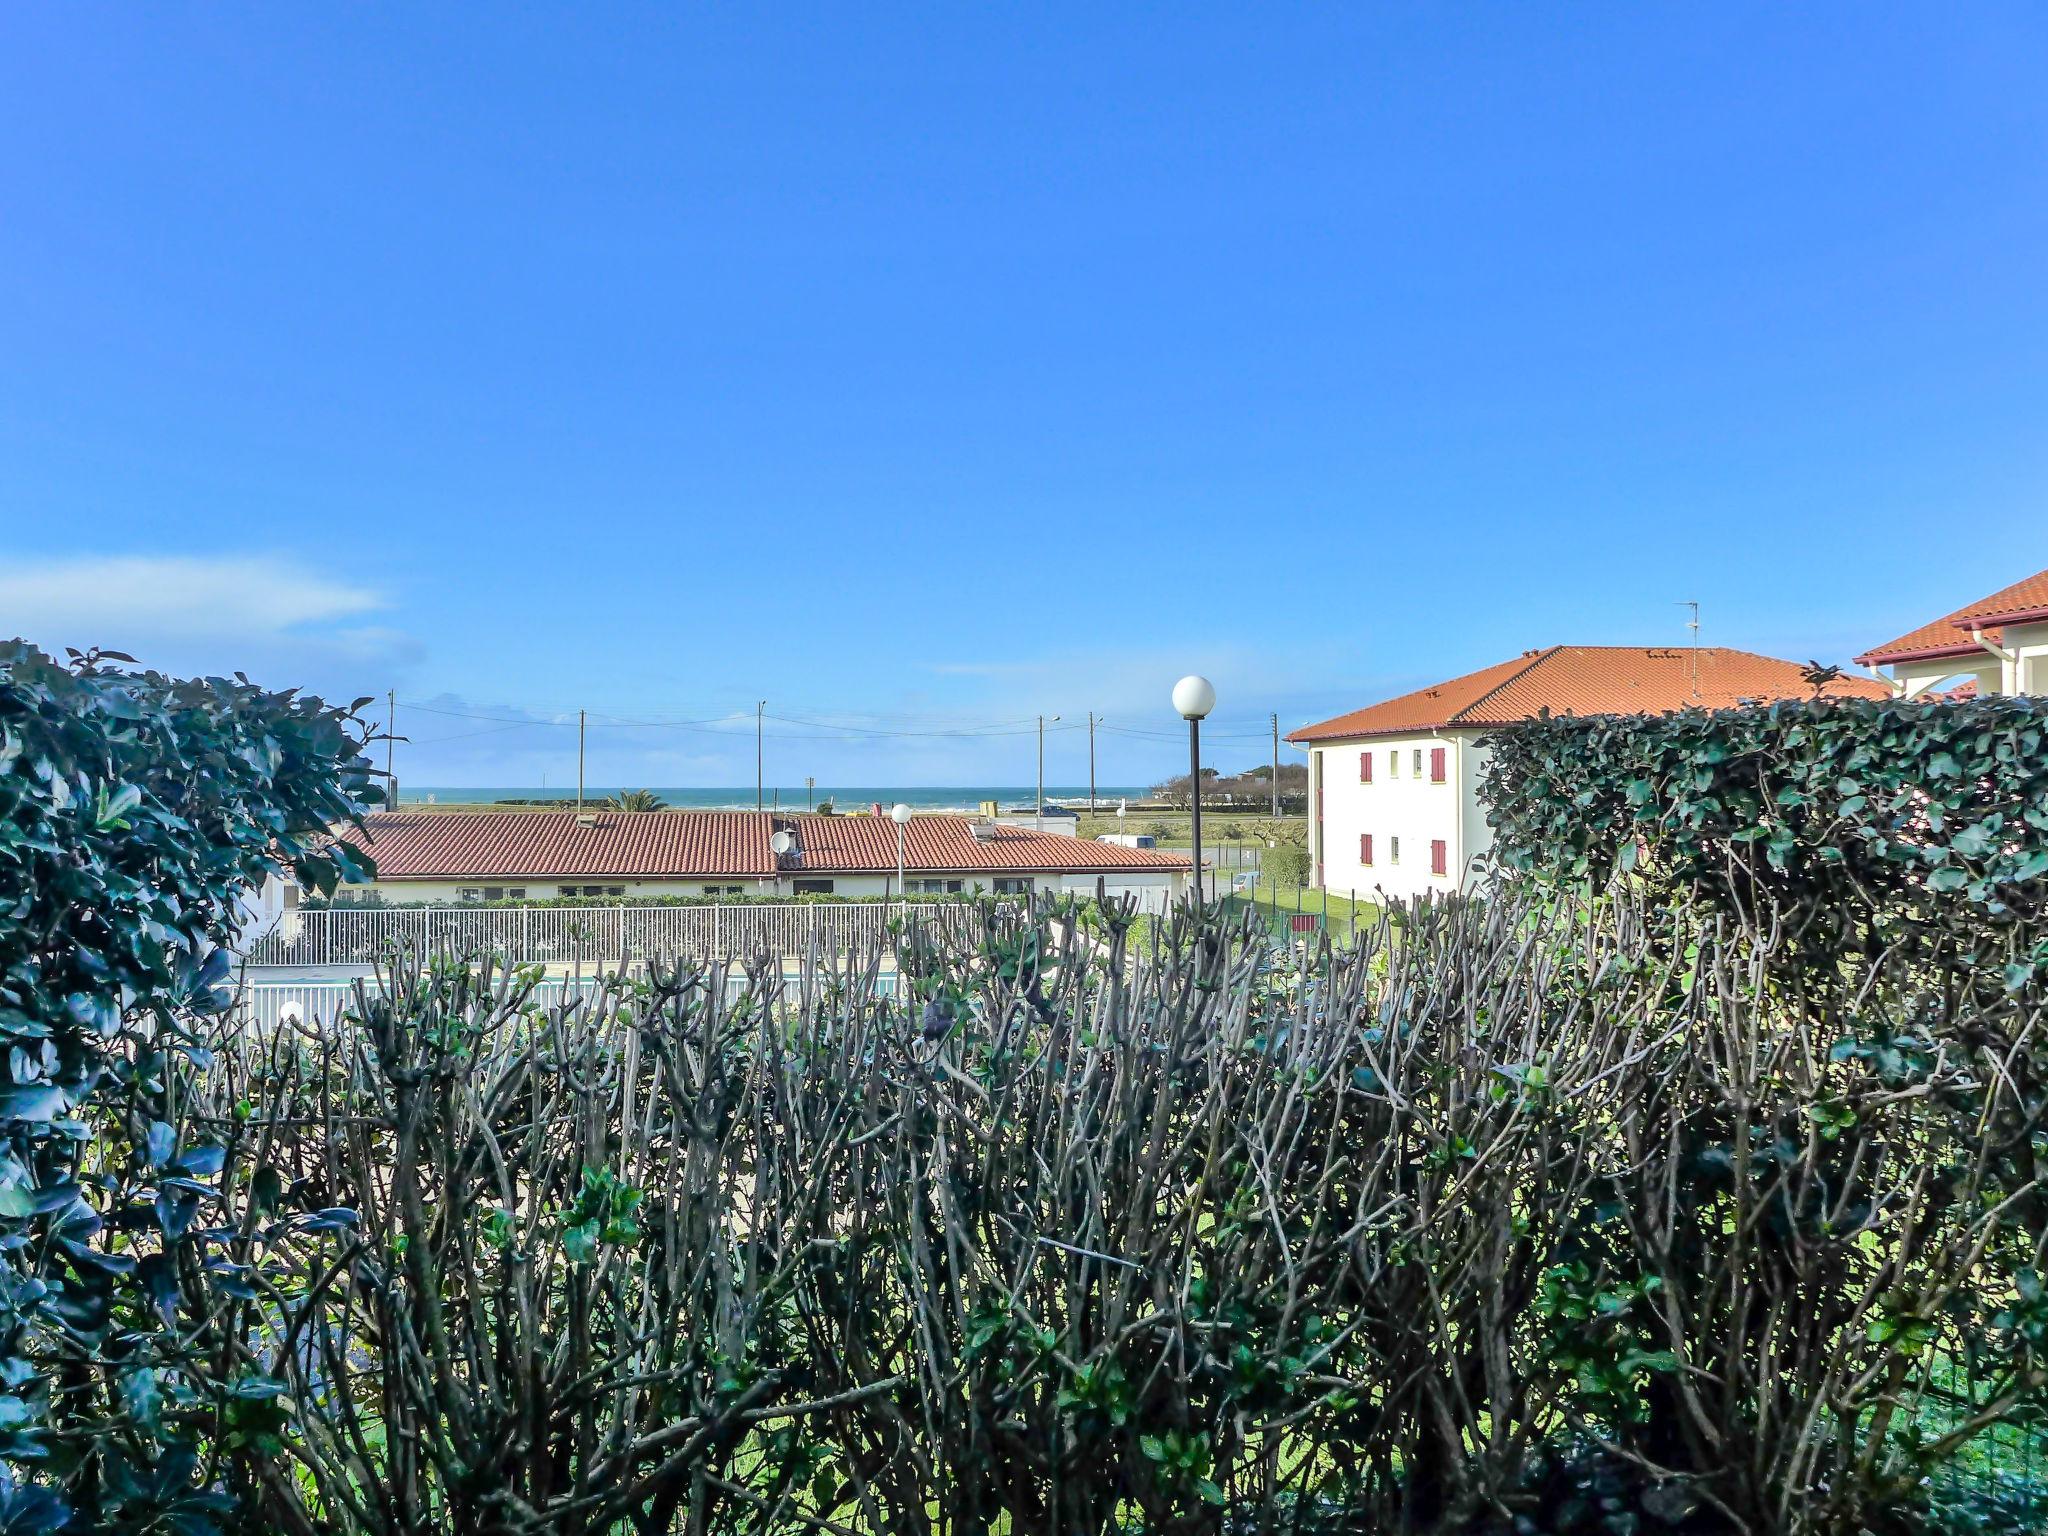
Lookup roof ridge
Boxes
[1448,645,1562,724]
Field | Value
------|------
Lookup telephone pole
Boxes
[1270,712,1279,819]
[1087,712,1098,814]
[1036,715,1060,831]
[386,691,396,808]
[756,701,766,812]
[577,709,586,811]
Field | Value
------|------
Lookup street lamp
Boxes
[1173,675,1216,904]
[891,802,913,907]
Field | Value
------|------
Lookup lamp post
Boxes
[1173,676,1216,904]
[891,802,913,908]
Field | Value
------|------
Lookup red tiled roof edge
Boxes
[1287,645,1888,743]
[1856,568,2048,666]
[1437,645,1562,729]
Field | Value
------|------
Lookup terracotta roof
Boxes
[1950,568,2048,630]
[1286,646,1891,744]
[339,811,779,880]
[337,810,1187,882]
[777,814,1188,875]
[1855,567,2048,666]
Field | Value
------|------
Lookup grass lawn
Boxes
[1222,883,1380,939]
[1071,809,1307,846]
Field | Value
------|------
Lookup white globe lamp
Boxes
[1172,676,1217,904]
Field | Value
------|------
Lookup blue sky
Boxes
[3,5,2043,788]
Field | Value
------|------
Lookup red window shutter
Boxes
[1359,751,1372,783]
[1430,839,1447,876]
[1360,834,1373,865]
[1430,747,1446,783]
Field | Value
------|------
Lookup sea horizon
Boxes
[396,785,1157,814]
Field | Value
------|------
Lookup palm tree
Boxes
[606,788,668,813]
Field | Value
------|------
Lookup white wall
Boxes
[337,877,782,904]
[1311,733,1472,903]
[2004,621,2048,695]
[232,871,293,944]
[1893,658,2000,698]
[1884,622,2048,699]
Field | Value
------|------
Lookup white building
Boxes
[1288,646,1891,902]
[322,809,1190,910]
[1856,567,2048,698]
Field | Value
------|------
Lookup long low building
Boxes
[324,809,1191,908]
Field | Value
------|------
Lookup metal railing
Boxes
[233,969,904,1033]
[238,901,1001,968]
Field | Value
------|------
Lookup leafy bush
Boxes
[1480,694,2048,985]
[15,655,2048,1533]
[1262,840,1310,887]
[41,885,2048,1534]
[0,641,379,1530]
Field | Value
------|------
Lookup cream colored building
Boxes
[1856,568,2048,699]
[1290,646,1890,902]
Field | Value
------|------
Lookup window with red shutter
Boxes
[1430,839,1447,877]
[1359,751,1372,783]
[1359,833,1372,865]
[1430,747,1446,783]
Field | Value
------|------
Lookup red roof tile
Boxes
[1855,567,2048,666]
[337,810,1187,882]
[778,814,1188,874]
[1286,646,1890,744]
[1949,568,2048,630]
[340,811,779,880]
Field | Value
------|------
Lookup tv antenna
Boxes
[1678,600,1701,698]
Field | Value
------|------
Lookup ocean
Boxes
[396,785,1154,813]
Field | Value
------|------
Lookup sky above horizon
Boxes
[3,5,2044,788]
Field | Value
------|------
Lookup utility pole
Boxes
[756,701,766,812]
[1087,712,1098,814]
[386,691,396,809]
[1036,715,1060,831]
[805,775,815,810]
[577,709,585,812]
[1270,712,1279,820]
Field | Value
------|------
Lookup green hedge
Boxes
[1479,694,2048,979]
[1262,841,1310,887]
[0,641,379,1531]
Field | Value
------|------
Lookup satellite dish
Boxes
[770,829,795,856]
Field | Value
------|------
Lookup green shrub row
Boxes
[1479,693,2048,982]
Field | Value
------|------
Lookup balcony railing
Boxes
[238,900,1001,969]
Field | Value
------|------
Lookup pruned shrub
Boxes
[13,648,2048,1534]
[42,889,2048,1535]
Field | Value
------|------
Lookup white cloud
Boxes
[0,552,420,699]
[0,554,384,642]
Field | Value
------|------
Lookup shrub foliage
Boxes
[11,657,2048,1534]
[1480,694,2048,980]
[0,640,380,1529]
[26,892,2048,1535]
